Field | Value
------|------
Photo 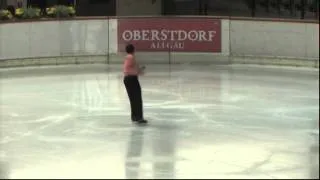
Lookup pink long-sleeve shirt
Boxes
[123,54,139,76]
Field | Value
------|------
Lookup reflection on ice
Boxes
[0,65,318,179]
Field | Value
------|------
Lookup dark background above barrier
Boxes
[162,0,319,20]
[1,0,319,20]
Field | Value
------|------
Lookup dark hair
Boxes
[125,44,135,54]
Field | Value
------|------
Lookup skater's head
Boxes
[125,44,135,54]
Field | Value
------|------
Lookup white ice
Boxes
[0,64,319,179]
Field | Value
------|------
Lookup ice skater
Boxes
[123,44,147,124]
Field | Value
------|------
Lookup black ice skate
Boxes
[136,119,148,124]
[131,117,138,122]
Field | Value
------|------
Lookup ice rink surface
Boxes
[0,64,319,179]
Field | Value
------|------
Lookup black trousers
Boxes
[123,75,143,120]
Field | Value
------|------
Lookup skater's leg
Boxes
[135,79,143,120]
[124,76,137,121]
[132,77,147,123]
[129,76,141,120]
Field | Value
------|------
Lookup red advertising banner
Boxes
[118,18,221,52]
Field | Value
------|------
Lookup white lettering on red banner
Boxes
[118,18,221,52]
[122,30,216,42]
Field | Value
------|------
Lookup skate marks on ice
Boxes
[0,65,318,178]
[124,119,312,179]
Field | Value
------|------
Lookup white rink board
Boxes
[0,18,318,66]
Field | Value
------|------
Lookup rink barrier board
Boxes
[0,16,318,68]
[0,55,317,69]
